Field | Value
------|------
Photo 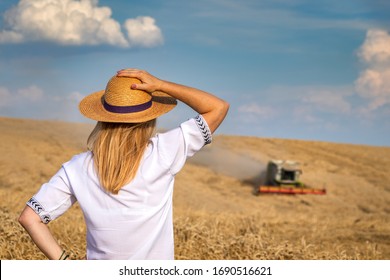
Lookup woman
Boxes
[18,69,229,260]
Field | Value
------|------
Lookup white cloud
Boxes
[0,85,44,106]
[0,0,163,48]
[236,85,354,126]
[0,84,87,121]
[67,91,85,102]
[355,29,390,112]
[17,85,44,101]
[0,30,24,43]
[263,84,353,114]
[237,104,277,121]
[0,84,80,107]
[124,16,164,47]
[301,89,352,114]
[292,106,320,124]
[358,29,390,64]
[356,69,390,99]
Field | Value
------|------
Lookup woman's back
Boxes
[28,116,211,259]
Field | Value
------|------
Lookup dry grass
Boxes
[0,117,389,260]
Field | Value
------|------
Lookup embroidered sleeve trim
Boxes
[26,197,52,224]
[194,114,212,145]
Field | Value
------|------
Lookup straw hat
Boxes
[79,75,177,123]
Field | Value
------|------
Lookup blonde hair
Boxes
[87,120,156,194]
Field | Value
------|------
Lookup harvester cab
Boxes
[255,160,326,195]
[265,160,302,186]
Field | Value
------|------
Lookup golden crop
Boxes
[1,117,389,260]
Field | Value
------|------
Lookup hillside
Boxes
[1,117,389,259]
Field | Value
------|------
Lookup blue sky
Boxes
[0,0,389,146]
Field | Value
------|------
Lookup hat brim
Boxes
[79,90,177,123]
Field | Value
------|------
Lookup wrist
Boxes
[155,79,167,92]
[59,250,69,260]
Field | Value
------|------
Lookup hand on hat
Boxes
[116,69,163,93]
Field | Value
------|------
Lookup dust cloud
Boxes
[188,145,267,186]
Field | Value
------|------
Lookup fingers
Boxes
[131,82,147,91]
[116,69,146,90]
[116,68,144,78]
[115,68,160,92]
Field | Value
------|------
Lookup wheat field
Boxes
[1,116,389,260]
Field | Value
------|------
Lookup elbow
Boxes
[19,207,41,228]
[18,212,28,228]
[220,100,230,116]
[224,100,230,113]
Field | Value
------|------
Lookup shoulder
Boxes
[152,115,212,146]
[145,115,212,175]
[62,151,92,170]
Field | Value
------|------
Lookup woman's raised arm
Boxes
[116,69,229,133]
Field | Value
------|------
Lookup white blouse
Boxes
[26,115,212,260]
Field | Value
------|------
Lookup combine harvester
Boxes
[255,160,326,195]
